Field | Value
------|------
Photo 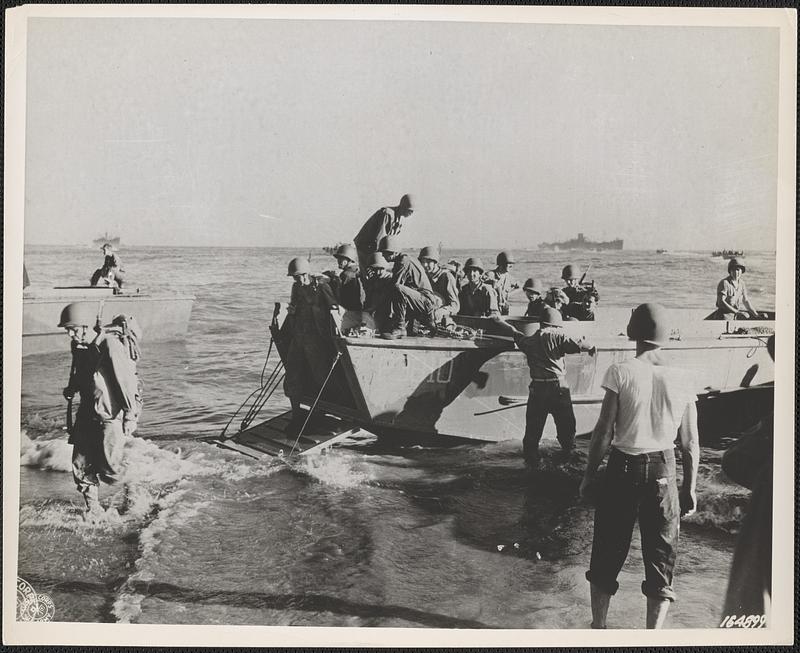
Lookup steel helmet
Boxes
[58,302,98,328]
[540,306,563,327]
[398,194,415,211]
[334,244,357,262]
[287,257,310,277]
[627,302,669,345]
[366,252,392,269]
[561,264,580,281]
[727,258,746,273]
[496,251,515,266]
[378,235,401,254]
[418,246,439,262]
[464,257,485,273]
[523,277,543,294]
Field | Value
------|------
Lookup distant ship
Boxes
[712,249,744,259]
[656,249,668,254]
[92,232,120,248]
[538,232,623,251]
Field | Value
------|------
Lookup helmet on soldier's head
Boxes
[464,257,485,273]
[366,252,392,269]
[496,251,515,266]
[58,302,97,328]
[727,258,746,274]
[334,244,357,263]
[540,306,563,327]
[418,246,439,262]
[561,264,580,281]
[398,194,415,212]
[287,257,310,277]
[379,235,401,254]
[626,303,669,345]
[523,277,543,294]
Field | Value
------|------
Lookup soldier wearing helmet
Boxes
[323,243,365,312]
[561,263,599,321]
[510,306,596,465]
[580,303,699,629]
[522,278,547,319]
[714,258,761,319]
[376,235,436,339]
[419,246,460,324]
[283,257,339,432]
[457,258,499,317]
[59,303,141,518]
[362,252,395,332]
[485,251,520,315]
[353,194,415,272]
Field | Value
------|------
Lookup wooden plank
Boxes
[232,434,286,456]
[202,439,266,460]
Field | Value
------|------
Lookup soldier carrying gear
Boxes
[419,246,460,325]
[561,263,599,321]
[485,251,520,316]
[323,243,365,312]
[353,194,415,272]
[59,302,141,518]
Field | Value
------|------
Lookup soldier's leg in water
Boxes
[97,417,125,485]
[71,423,102,513]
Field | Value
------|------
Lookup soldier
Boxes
[714,258,761,319]
[457,258,499,317]
[353,194,415,272]
[377,236,436,339]
[446,259,467,289]
[282,257,339,433]
[362,252,395,333]
[561,264,599,321]
[323,243,365,311]
[418,246,460,325]
[523,278,547,319]
[59,303,141,518]
[485,251,520,315]
[90,243,125,290]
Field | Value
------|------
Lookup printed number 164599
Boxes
[719,614,766,628]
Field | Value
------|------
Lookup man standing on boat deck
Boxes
[377,236,436,340]
[561,264,598,321]
[714,258,761,319]
[512,306,596,464]
[419,246,460,326]
[458,258,500,317]
[353,194,415,272]
[485,251,520,316]
[283,257,339,433]
[580,303,699,629]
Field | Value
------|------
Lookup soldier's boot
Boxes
[81,485,104,520]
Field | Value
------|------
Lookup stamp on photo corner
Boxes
[16,577,55,622]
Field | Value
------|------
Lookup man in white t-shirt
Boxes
[579,303,699,629]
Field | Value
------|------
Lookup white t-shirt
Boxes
[601,357,695,455]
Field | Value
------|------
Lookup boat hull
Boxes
[22,287,195,356]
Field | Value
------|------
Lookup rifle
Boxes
[578,263,592,286]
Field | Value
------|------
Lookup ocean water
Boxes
[16,245,774,629]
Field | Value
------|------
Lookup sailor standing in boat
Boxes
[418,246,460,326]
[714,258,761,319]
[561,264,598,321]
[377,236,437,339]
[457,258,500,317]
[580,303,699,629]
[283,257,339,433]
[60,303,141,518]
[512,306,596,464]
[353,194,415,272]
[484,251,520,316]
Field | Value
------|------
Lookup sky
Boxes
[22,16,780,250]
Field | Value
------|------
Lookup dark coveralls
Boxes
[325,263,365,311]
[562,284,599,321]
[353,207,403,272]
[525,297,548,319]
[66,335,137,503]
[283,280,338,401]
[91,253,125,289]
[514,327,593,459]
[388,255,436,331]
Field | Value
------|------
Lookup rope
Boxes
[288,352,342,456]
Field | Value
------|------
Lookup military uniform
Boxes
[426,266,460,322]
[325,263,365,311]
[562,284,599,321]
[486,269,518,316]
[458,281,499,317]
[388,255,436,331]
[525,297,548,319]
[353,207,404,272]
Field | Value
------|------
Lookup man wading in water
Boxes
[580,303,699,629]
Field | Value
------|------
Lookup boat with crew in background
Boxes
[712,249,744,259]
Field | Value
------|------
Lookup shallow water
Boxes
[17,245,773,628]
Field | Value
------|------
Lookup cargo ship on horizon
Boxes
[538,232,623,251]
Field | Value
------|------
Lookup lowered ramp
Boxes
[203,409,365,459]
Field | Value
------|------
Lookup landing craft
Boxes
[208,304,774,458]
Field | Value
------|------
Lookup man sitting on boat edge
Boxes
[713,258,763,320]
[458,258,500,318]
[418,245,460,327]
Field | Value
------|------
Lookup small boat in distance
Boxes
[92,232,120,248]
[656,249,668,254]
[712,249,744,259]
[538,232,623,251]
